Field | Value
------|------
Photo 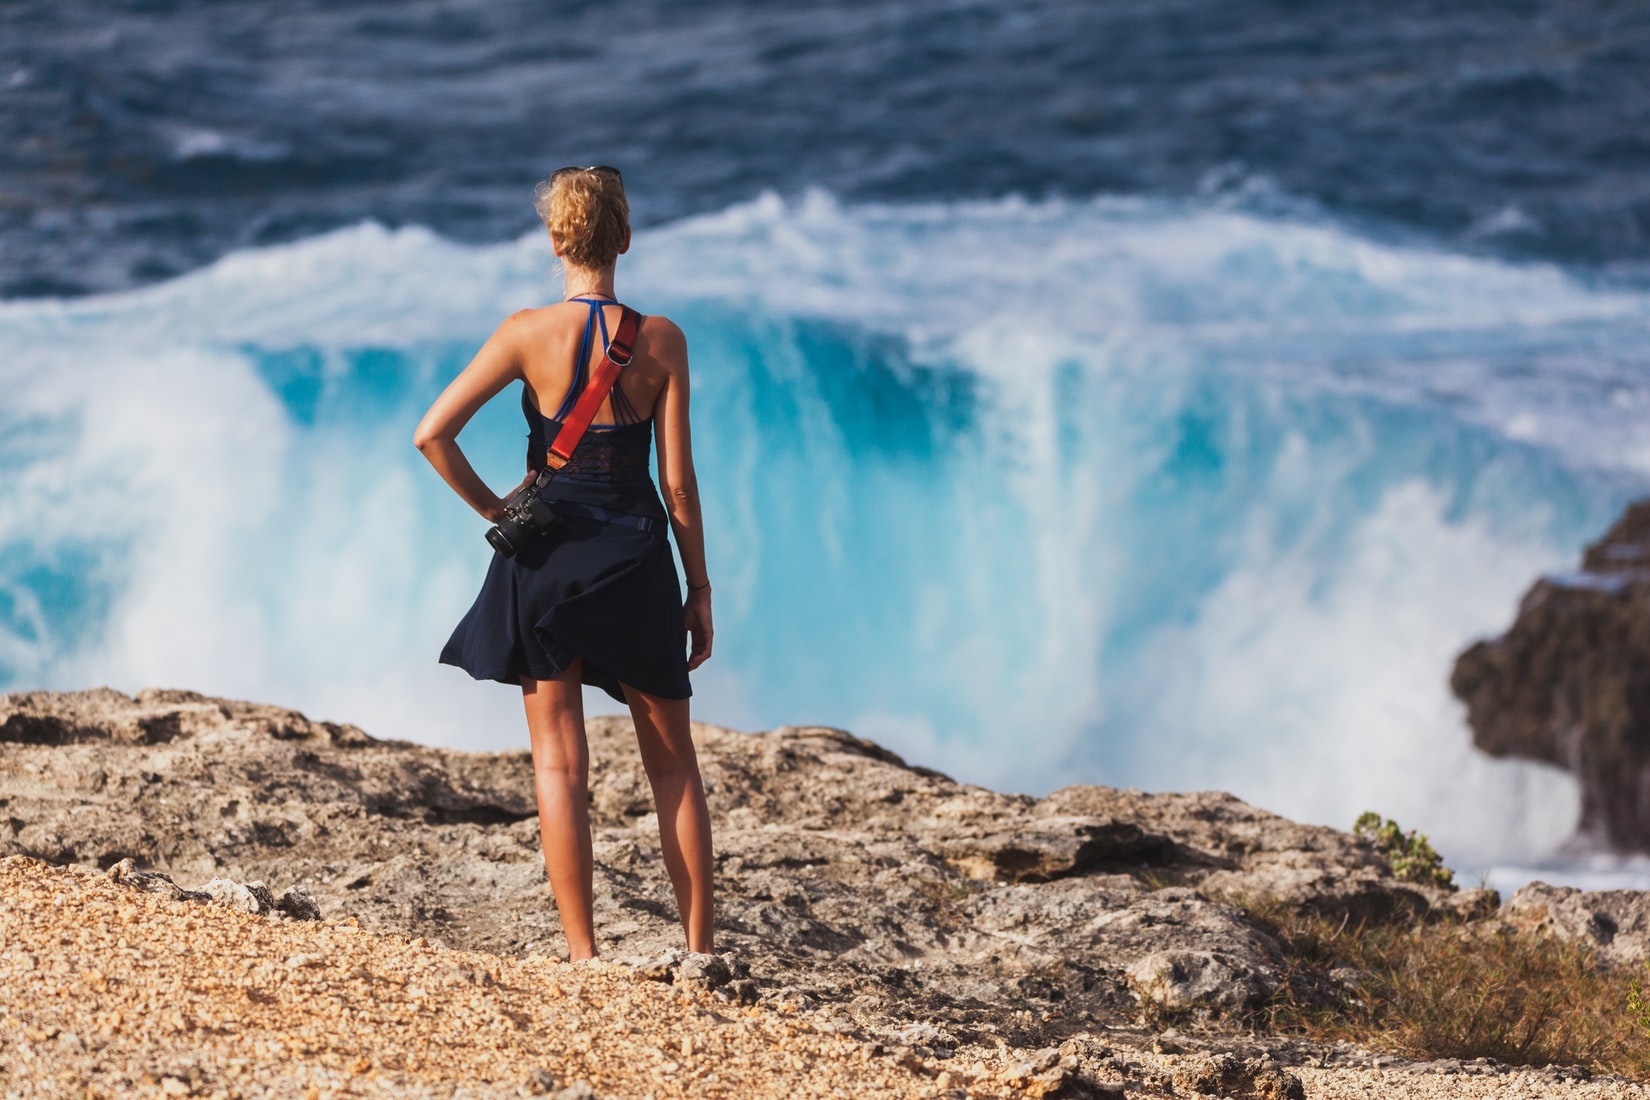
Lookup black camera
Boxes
[486,469,559,557]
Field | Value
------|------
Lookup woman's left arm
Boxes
[413,313,529,521]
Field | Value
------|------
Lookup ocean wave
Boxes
[3,192,1647,864]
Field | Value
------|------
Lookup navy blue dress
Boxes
[439,300,691,703]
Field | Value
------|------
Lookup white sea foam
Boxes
[1476,855,1650,895]
[2,192,1648,867]
[1120,480,1579,862]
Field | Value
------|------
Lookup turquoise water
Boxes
[3,194,1649,868]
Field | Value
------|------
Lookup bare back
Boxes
[517,299,672,431]
[413,288,697,536]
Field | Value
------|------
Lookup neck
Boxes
[562,263,617,301]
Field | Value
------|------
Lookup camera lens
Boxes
[486,523,518,557]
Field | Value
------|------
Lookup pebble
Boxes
[0,857,1016,1099]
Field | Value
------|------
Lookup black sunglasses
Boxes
[552,164,622,182]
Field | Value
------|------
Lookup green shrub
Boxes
[1354,812,1456,891]
[1628,972,1650,1041]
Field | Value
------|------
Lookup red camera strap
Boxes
[546,305,641,470]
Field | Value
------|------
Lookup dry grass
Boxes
[1240,900,1650,1079]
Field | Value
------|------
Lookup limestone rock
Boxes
[619,948,686,981]
[1041,786,1440,918]
[620,948,757,1003]
[1172,1052,1305,1100]
[274,885,323,921]
[107,858,320,921]
[999,1046,1073,1097]
[105,858,209,903]
[204,877,276,914]
[1126,947,1279,1013]
[1,687,1456,1052]
[675,951,732,991]
[1451,498,1650,850]
[1502,881,1650,964]
[936,814,1178,883]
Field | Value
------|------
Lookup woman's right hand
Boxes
[684,586,714,671]
[482,471,534,523]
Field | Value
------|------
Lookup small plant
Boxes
[1628,971,1650,1040]
[1354,812,1457,891]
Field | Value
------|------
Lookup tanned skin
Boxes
[414,226,714,958]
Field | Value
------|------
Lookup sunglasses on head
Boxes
[552,165,622,182]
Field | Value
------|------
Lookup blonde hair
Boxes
[534,167,629,270]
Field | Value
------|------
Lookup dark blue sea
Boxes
[5,0,1650,884]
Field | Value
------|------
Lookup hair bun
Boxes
[535,169,629,269]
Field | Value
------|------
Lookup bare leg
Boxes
[622,685,715,953]
[522,664,598,961]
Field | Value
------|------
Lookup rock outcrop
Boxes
[1451,499,1650,851]
[101,854,322,919]
[1501,881,1650,965]
[0,687,1453,1053]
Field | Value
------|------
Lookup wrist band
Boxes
[687,580,710,591]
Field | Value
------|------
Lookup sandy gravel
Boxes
[0,857,1005,1099]
[1290,1065,1647,1100]
[2,854,1647,1100]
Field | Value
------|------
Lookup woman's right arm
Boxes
[414,312,530,521]
[652,318,714,671]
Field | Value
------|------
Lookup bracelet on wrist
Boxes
[687,580,711,592]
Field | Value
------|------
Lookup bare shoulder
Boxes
[499,302,593,358]
[503,302,579,335]
[637,313,688,372]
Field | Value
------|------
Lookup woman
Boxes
[413,166,714,960]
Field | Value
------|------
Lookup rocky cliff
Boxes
[1451,499,1650,851]
[11,687,1650,1097]
[0,686,1456,1057]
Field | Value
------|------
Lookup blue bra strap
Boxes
[569,297,613,346]
[550,298,616,422]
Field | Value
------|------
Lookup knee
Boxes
[642,748,701,787]
[534,757,589,786]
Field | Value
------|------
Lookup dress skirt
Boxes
[439,480,691,703]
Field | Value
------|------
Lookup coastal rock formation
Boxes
[1451,499,1650,850]
[0,687,1447,1053]
[101,855,321,919]
[1173,1052,1307,1100]
[1502,882,1650,965]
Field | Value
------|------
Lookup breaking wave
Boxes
[4,191,1649,865]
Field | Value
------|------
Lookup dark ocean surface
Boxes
[5,0,1650,297]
